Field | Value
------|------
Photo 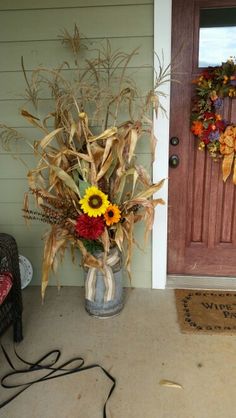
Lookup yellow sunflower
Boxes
[80,186,109,217]
[104,204,121,226]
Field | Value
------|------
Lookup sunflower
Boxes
[80,186,109,217]
[104,204,121,226]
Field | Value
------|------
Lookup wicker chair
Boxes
[0,233,23,342]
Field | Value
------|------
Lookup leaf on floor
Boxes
[159,379,183,389]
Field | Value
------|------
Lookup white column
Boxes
[152,0,172,289]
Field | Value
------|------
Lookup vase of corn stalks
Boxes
[0,24,168,305]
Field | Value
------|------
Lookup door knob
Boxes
[170,136,180,146]
[169,154,180,168]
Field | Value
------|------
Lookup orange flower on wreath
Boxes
[104,204,121,226]
[191,120,204,136]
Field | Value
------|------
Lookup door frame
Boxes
[152,0,172,289]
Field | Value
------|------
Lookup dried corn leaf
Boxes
[88,127,117,142]
[64,149,92,163]
[128,128,138,163]
[122,212,134,280]
[100,228,110,255]
[50,165,80,196]
[77,239,103,270]
[135,164,151,187]
[115,171,127,204]
[91,142,105,165]
[151,93,160,118]
[96,152,114,182]
[41,227,68,300]
[39,128,64,149]
[143,205,155,241]
[101,136,115,166]
[159,380,183,389]
[21,109,47,132]
[105,156,117,180]
[153,198,165,207]
[68,122,77,147]
[134,179,165,200]
[115,135,126,167]
[131,168,139,197]
[114,223,124,252]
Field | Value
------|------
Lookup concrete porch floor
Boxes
[1,287,236,418]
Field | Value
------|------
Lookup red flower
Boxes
[201,68,218,80]
[215,119,226,132]
[204,112,215,120]
[202,125,213,144]
[75,214,105,240]
[191,120,204,136]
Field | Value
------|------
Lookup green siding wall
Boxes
[0,0,154,288]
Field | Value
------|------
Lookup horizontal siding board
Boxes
[0,154,40,179]
[0,0,153,10]
[0,6,153,42]
[0,202,51,225]
[20,233,151,287]
[0,153,152,180]
[27,261,84,287]
[0,222,151,249]
[23,264,152,289]
[28,267,152,287]
[0,224,47,247]
[28,256,152,287]
[0,100,153,128]
[0,203,28,224]
[16,246,83,286]
[25,264,151,287]
[0,203,155,252]
[0,130,37,155]
[0,127,154,155]
[0,100,54,126]
[0,224,151,287]
[0,67,153,100]
[0,180,28,202]
[0,37,153,72]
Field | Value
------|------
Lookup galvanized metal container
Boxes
[85,269,124,317]
[84,247,124,317]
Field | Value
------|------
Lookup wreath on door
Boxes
[190,59,236,184]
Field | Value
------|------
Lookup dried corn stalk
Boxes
[0,25,170,299]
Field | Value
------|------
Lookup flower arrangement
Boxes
[0,26,169,299]
[190,59,236,183]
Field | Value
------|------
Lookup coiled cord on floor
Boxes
[0,344,116,418]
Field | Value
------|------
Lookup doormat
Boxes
[175,290,236,334]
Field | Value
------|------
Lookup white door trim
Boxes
[152,0,172,289]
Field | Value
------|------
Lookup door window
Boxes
[198,7,236,67]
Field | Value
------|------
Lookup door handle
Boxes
[170,136,180,146]
[169,154,180,168]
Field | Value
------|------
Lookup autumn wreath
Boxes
[190,59,236,184]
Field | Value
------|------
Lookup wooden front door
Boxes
[168,0,236,277]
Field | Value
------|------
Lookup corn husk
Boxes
[159,380,183,389]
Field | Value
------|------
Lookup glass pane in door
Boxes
[199,7,236,67]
